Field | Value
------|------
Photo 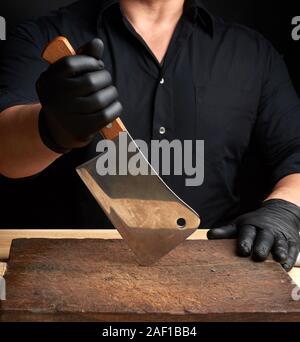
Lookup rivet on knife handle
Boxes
[42,36,126,141]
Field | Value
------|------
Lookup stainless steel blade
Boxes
[76,131,200,265]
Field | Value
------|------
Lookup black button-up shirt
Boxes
[1,0,300,228]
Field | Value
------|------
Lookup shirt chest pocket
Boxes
[195,84,258,158]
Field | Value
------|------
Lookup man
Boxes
[1,0,300,271]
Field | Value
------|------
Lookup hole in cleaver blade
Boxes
[76,136,201,266]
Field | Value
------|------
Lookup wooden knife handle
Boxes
[42,36,126,140]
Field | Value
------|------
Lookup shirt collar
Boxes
[97,0,119,24]
[184,0,215,37]
[97,0,214,37]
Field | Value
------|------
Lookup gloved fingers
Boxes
[62,70,112,97]
[237,225,256,257]
[69,101,122,137]
[90,101,123,129]
[51,55,103,77]
[77,38,105,60]
[45,69,113,101]
[271,237,288,263]
[75,86,119,114]
[252,229,274,262]
[207,224,237,240]
[76,70,113,96]
[282,242,300,272]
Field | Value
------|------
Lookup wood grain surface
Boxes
[0,230,122,260]
[1,238,300,322]
[1,229,300,286]
[0,229,207,260]
[42,36,76,64]
[100,118,126,140]
[0,263,6,277]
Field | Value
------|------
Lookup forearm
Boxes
[0,104,61,178]
[266,173,300,207]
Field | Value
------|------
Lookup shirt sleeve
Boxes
[254,41,300,187]
[0,20,48,112]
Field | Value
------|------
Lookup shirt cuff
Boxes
[270,155,300,187]
[0,89,38,112]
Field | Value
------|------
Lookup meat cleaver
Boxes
[42,37,201,265]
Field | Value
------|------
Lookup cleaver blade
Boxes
[42,37,201,266]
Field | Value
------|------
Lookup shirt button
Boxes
[160,78,165,85]
[159,126,166,135]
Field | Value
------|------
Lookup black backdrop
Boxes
[0,1,299,227]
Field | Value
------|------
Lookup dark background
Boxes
[1,0,299,92]
[0,1,299,227]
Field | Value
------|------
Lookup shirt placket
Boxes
[118,11,197,144]
[152,21,196,142]
[152,71,174,141]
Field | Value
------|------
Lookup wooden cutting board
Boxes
[1,238,300,322]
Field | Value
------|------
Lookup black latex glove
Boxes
[207,199,300,271]
[36,38,122,153]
